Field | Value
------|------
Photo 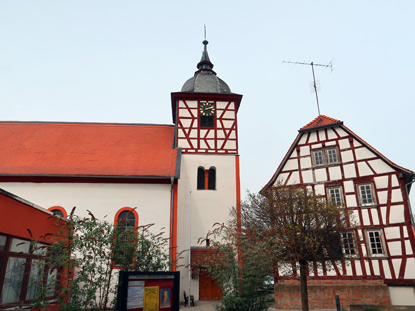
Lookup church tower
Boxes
[171,40,242,300]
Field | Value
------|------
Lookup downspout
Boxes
[170,176,174,271]
[188,190,192,298]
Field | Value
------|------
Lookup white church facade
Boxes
[0,40,241,307]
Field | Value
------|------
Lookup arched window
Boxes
[114,208,138,231]
[113,208,139,268]
[197,166,216,190]
[208,167,216,190]
[197,167,205,190]
[48,206,67,218]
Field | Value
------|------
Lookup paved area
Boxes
[180,300,338,311]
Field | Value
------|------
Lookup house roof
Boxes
[0,122,180,179]
[262,115,414,192]
[300,115,343,131]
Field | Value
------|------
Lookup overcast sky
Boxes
[1,1,414,208]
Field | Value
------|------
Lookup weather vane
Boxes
[204,24,207,40]
[283,60,333,116]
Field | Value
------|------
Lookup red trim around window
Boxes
[48,206,67,218]
[114,207,139,227]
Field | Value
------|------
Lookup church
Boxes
[0,40,241,307]
[263,115,415,308]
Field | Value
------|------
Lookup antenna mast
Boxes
[283,61,333,116]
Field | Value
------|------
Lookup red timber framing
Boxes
[262,115,415,308]
[171,92,242,154]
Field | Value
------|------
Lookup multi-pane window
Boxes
[0,234,57,307]
[341,232,357,256]
[367,230,384,256]
[312,148,339,166]
[358,184,375,206]
[313,151,324,166]
[328,187,343,206]
[327,148,338,164]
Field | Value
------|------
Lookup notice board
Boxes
[117,271,180,311]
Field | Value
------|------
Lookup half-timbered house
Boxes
[262,115,415,308]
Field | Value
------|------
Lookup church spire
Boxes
[197,40,214,71]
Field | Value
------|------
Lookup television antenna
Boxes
[283,60,333,116]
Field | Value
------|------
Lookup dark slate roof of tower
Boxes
[181,40,233,94]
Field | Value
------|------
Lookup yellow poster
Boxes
[143,286,159,311]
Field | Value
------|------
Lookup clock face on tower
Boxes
[199,102,215,116]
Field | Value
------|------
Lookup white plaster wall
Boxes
[0,182,171,230]
[176,154,237,300]
[389,286,415,305]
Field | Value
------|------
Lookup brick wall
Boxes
[274,279,390,309]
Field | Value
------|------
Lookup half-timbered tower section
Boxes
[171,40,242,300]
[263,115,415,308]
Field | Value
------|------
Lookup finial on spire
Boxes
[197,30,214,71]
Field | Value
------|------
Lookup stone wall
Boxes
[274,279,390,309]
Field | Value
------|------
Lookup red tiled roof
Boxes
[300,115,342,130]
[0,122,179,178]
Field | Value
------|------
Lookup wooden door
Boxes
[199,270,221,300]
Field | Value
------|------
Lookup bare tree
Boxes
[242,184,353,311]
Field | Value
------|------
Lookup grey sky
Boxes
[1,1,414,207]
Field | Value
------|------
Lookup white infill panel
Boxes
[181,119,192,128]
[335,128,348,137]
[277,173,289,185]
[364,260,371,276]
[346,194,357,207]
[327,129,337,140]
[311,143,322,149]
[315,168,328,182]
[299,134,308,144]
[189,130,198,138]
[223,111,235,119]
[380,206,387,224]
[178,139,190,149]
[345,261,353,275]
[284,159,299,171]
[287,172,300,185]
[354,139,362,147]
[343,180,354,193]
[374,176,389,189]
[179,108,192,117]
[352,210,360,225]
[300,146,310,156]
[343,164,357,179]
[391,189,403,203]
[318,129,326,141]
[388,241,402,256]
[300,157,312,169]
[206,131,214,139]
[369,159,395,174]
[389,205,405,224]
[392,259,402,278]
[178,129,186,138]
[405,240,413,255]
[309,131,317,143]
[362,209,370,226]
[382,260,392,279]
[405,258,415,278]
[372,260,380,275]
[384,226,401,240]
[371,209,380,225]
[329,166,342,180]
[341,150,354,163]
[302,170,313,183]
[378,191,388,205]
[357,162,374,176]
[314,184,325,196]
[338,138,350,150]
[392,175,399,187]
[224,141,236,150]
[355,147,376,160]
[217,130,225,139]
[355,260,362,276]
